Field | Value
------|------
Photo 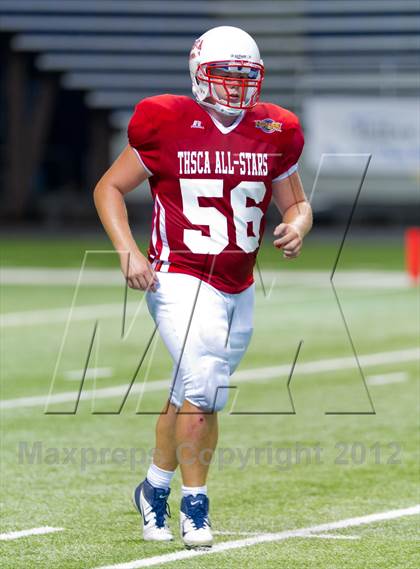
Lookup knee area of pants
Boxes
[187,357,230,412]
[186,387,229,412]
[210,386,229,412]
[169,392,183,409]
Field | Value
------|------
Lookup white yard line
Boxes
[231,348,419,382]
[1,268,123,286]
[367,371,409,386]
[0,269,411,329]
[0,526,64,541]
[0,378,172,410]
[0,302,139,328]
[215,530,359,539]
[64,367,114,381]
[1,347,418,411]
[213,530,261,536]
[92,505,419,569]
[300,533,360,540]
[1,268,409,289]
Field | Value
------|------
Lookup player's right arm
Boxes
[93,144,158,291]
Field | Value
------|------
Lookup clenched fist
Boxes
[273,223,303,259]
[120,250,158,291]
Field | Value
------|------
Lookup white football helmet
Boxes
[189,26,264,116]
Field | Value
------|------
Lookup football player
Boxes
[94,26,312,549]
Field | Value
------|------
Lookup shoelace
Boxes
[152,492,171,529]
[186,499,209,530]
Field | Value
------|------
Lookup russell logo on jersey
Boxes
[191,118,282,133]
[191,120,205,129]
[254,118,282,133]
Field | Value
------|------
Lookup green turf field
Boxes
[0,232,407,270]
[1,236,419,568]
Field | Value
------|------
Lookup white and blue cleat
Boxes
[133,478,173,541]
[180,494,213,549]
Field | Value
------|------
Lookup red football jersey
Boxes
[128,95,304,293]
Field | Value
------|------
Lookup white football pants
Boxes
[146,272,254,412]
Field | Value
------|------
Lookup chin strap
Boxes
[198,98,243,117]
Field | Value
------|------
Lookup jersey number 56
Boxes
[180,179,266,254]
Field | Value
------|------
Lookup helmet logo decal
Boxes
[189,38,203,60]
[255,118,283,133]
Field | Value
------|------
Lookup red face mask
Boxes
[196,60,265,111]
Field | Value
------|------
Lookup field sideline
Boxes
[1,237,419,568]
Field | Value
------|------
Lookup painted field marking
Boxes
[367,371,409,386]
[0,284,405,329]
[0,526,64,541]
[64,367,113,381]
[1,268,409,289]
[0,302,139,328]
[1,348,418,410]
[214,531,359,540]
[0,269,411,329]
[92,504,420,569]
[0,268,408,328]
[1,268,124,286]
[213,530,260,536]
[301,533,360,540]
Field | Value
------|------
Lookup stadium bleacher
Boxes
[1,0,419,128]
[1,0,419,221]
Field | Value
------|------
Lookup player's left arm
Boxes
[271,171,313,259]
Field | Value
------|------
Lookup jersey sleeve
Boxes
[127,98,161,176]
[272,116,304,182]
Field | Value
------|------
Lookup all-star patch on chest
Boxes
[254,118,282,133]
